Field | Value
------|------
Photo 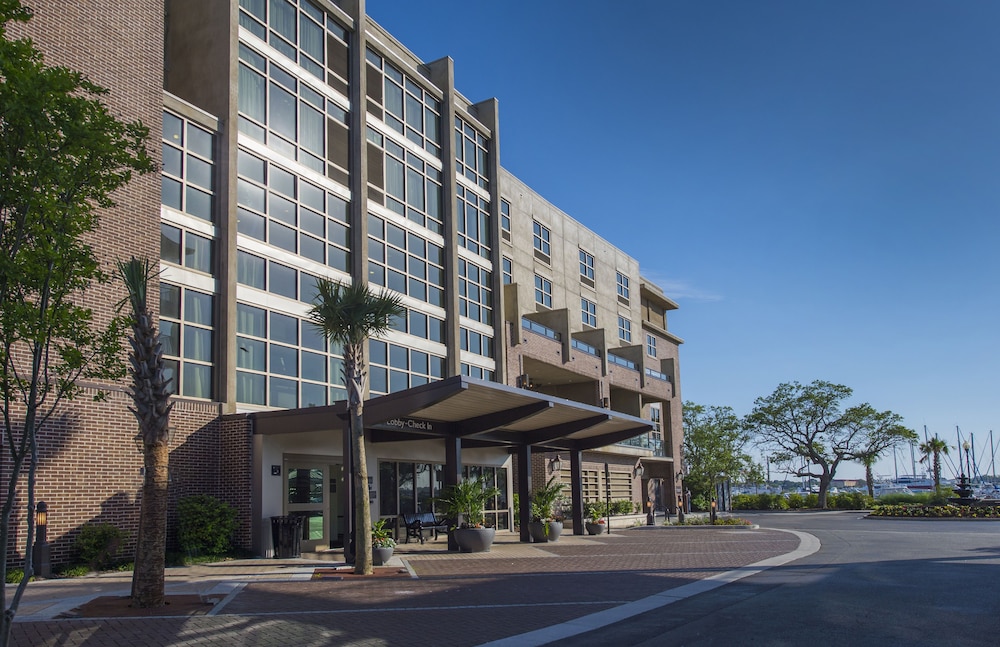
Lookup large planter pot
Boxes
[454,526,495,553]
[528,521,549,543]
[372,546,394,565]
[585,522,607,535]
[546,520,563,542]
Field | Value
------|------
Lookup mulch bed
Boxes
[60,595,217,618]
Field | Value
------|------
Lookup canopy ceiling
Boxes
[251,375,653,452]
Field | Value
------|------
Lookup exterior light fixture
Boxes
[33,501,50,578]
[549,456,563,473]
[133,432,144,453]
[633,463,644,479]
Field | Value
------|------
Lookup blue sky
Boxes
[367,1,1000,480]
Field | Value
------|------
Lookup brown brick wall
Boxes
[3,388,222,568]
[8,0,164,355]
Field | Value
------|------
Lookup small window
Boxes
[500,199,511,241]
[502,256,512,285]
[579,249,595,283]
[532,221,551,260]
[582,298,597,327]
[534,274,552,308]
[618,315,632,342]
[646,333,657,357]
[616,271,630,303]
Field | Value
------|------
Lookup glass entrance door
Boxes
[286,462,329,552]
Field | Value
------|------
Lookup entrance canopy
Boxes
[251,375,652,451]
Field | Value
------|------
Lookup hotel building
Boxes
[5,0,684,564]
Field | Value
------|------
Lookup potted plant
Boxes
[584,501,607,535]
[372,518,396,565]
[528,475,565,543]
[435,478,501,553]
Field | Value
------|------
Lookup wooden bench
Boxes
[401,512,449,543]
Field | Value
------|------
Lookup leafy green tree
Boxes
[682,402,755,507]
[918,437,951,490]
[308,279,403,575]
[0,1,153,641]
[745,381,915,508]
[853,407,918,497]
[117,258,172,608]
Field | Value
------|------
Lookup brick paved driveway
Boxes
[12,527,800,647]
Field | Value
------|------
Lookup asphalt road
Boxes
[551,511,1000,647]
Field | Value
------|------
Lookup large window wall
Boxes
[367,213,445,307]
[237,149,351,272]
[235,303,346,407]
[379,461,509,530]
[365,49,442,157]
[237,41,349,175]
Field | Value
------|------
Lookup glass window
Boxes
[618,315,632,343]
[582,298,597,327]
[616,271,630,301]
[533,221,551,257]
[162,109,215,221]
[579,249,595,281]
[534,275,552,308]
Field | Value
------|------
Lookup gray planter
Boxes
[372,546,394,565]
[528,521,549,543]
[454,526,495,553]
[585,522,607,535]
[547,520,563,542]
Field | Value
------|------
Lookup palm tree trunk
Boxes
[346,344,372,575]
[352,409,373,575]
[865,463,875,498]
[131,441,168,606]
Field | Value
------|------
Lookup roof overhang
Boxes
[251,375,652,452]
[637,455,675,479]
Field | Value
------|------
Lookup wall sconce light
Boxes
[600,397,610,408]
[634,463,645,479]
[133,432,144,453]
[549,455,563,473]
[516,374,533,389]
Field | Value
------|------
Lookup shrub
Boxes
[670,516,753,526]
[829,492,874,510]
[177,494,237,556]
[733,493,790,510]
[785,493,804,509]
[5,569,24,584]
[610,499,634,516]
[75,523,124,571]
[584,501,609,520]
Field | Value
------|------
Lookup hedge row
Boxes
[868,504,1000,518]
[732,491,875,510]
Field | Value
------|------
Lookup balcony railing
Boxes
[644,367,670,382]
[570,338,600,357]
[617,433,663,455]
[608,353,637,371]
[521,318,561,341]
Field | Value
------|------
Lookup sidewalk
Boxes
[11,524,812,647]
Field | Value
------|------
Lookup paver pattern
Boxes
[11,527,799,647]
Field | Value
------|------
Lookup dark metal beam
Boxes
[570,449,584,535]
[517,445,532,543]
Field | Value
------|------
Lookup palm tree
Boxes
[919,437,950,490]
[308,278,403,575]
[117,257,173,607]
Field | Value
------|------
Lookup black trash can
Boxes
[270,515,303,558]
